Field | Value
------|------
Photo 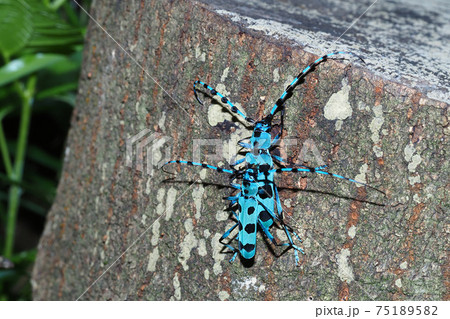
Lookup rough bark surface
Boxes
[32,0,448,300]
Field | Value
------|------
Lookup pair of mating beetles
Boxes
[164,52,383,265]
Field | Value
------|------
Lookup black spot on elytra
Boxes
[260,210,271,222]
[244,224,256,234]
[247,207,255,215]
[243,243,255,252]
[259,184,273,199]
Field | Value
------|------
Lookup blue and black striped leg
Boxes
[271,104,285,144]
[280,223,305,265]
[224,193,242,210]
[273,183,284,220]
[193,80,255,125]
[271,167,385,195]
[230,157,246,167]
[163,160,234,174]
[268,52,365,116]
[258,220,304,265]
[224,194,240,202]
[237,137,252,150]
[219,222,240,262]
[255,194,303,264]
[258,219,279,246]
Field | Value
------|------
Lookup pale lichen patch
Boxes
[273,67,280,83]
[216,209,229,221]
[192,185,205,220]
[324,79,352,130]
[337,248,354,283]
[195,46,206,62]
[178,219,198,271]
[400,261,408,269]
[276,229,286,240]
[404,143,415,162]
[284,198,292,208]
[348,225,357,239]
[151,137,169,174]
[403,142,422,186]
[354,163,368,187]
[206,83,241,126]
[218,290,230,300]
[158,111,166,129]
[156,188,166,216]
[147,247,159,272]
[395,278,402,288]
[198,238,207,257]
[220,67,229,82]
[145,178,152,195]
[211,233,226,275]
[204,269,210,280]
[151,220,160,246]
[172,273,181,300]
[370,105,384,144]
[369,104,385,157]
[408,154,422,172]
[224,126,249,164]
[238,277,258,291]
[165,187,177,221]
[408,175,421,185]
[208,103,234,126]
[199,168,207,180]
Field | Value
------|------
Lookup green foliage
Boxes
[0,0,90,300]
[0,0,33,59]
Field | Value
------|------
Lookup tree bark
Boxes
[32,0,448,300]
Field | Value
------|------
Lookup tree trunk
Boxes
[32,0,448,300]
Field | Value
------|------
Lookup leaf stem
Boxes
[0,121,13,176]
[3,75,36,258]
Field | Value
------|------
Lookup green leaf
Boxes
[26,144,62,172]
[10,249,36,263]
[25,0,83,52]
[36,83,78,100]
[36,50,81,103]
[0,0,33,59]
[0,53,66,87]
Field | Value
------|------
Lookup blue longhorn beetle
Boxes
[163,52,384,265]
